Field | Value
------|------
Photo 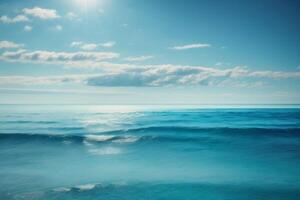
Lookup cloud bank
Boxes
[1,64,300,88]
[1,46,300,88]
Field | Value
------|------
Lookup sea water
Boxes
[0,105,299,200]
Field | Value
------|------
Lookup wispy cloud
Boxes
[0,75,85,85]
[65,12,80,21]
[0,15,29,23]
[71,42,97,51]
[81,44,98,51]
[124,55,154,62]
[215,62,231,67]
[70,42,83,47]
[100,41,116,48]
[0,41,23,49]
[23,7,60,20]
[71,41,116,51]
[0,87,132,95]
[0,49,119,64]
[171,43,211,50]
[55,25,63,31]
[24,25,32,32]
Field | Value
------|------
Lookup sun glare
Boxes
[75,0,99,11]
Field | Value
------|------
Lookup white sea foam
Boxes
[83,140,94,146]
[53,187,71,192]
[75,184,96,191]
[85,134,115,142]
[112,136,139,143]
[81,119,102,126]
[88,147,122,155]
[62,140,72,145]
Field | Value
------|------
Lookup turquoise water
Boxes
[0,105,300,200]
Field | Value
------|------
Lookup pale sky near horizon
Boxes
[0,0,300,104]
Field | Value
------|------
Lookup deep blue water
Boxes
[0,105,300,200]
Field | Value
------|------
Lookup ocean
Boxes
[0,105,300,200]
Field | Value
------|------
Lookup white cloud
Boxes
[0,75,85,85]
[100,41,116,48]
[1,48,300,80]
[248,70,300,78]
[0,87,131,95]
[1,47,300,87]
[23,7,60,20]
[0,49,119,64]
[81,43,98,51]
[0,15,29,23]
[57,67,300,87]
[24,25,32,32]
[0,41,23,49]
[85,65,228,87]
[215,62,231,67]
[0,67,213,86]
[66,12,79,20]
[171,43,211,50]
[124,55,154,62]
[70,41,83,47]
[1,48,300,81]
[71,41,98,51]
[55,25,63,31]
[1,63,299,88]
[71,41,116,51]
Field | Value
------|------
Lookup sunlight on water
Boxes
[0,105,300,200]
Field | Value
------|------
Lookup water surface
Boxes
[0,105,299,200]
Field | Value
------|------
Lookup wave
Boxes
[48,127,85,131]
[53,184,97,193]
[112,136,140,143]
[52,182,128,193]
[0,133,145,145]
[75,184,96,191]
[85,134,140,143]
[0,120,58,124]
[1,127,299,145]
[85,134,115,142]
[104,126,300,137]
[49,181,300,195]
[53,187,71,192]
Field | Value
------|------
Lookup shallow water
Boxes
[0,105,300,200]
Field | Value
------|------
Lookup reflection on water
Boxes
[0,105,300,200]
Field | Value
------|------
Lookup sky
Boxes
[0,0,300,104]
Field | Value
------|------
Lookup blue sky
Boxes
[0,0,299,104]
